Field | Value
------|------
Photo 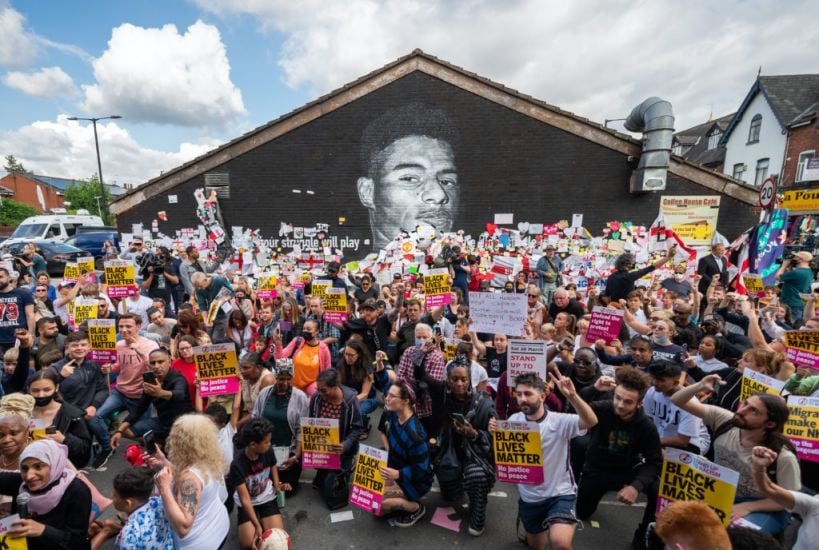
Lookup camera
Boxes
[136,251,166,272]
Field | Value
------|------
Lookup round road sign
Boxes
[759,177,776,209]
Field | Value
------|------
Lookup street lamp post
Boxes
[66,115,122,224]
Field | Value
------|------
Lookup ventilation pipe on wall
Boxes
[624,97,675,192]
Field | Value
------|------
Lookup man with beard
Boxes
[672,378,801,535]
[0,267,35,354]
[490,372,597,550]
[357,104,460,251]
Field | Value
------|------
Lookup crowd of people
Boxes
[0,236,815,549]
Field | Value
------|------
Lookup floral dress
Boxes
[115,496,176,550]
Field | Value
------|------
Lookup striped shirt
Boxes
[383,412,433,502]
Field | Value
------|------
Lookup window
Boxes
[754,158,769,186]
[796,150,816,182]
[672,143,682,156]
[748,114,762,143]
[707,129,721,150]
[732,163,744,180]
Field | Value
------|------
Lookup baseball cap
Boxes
[359,299,377,311]
[794,251,813,262]
[60,280,76,288]
[327,261,341,272]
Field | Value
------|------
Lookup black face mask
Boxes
[34,394,54,407]
[301,331,315,341]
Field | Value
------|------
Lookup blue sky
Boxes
[1,0,818,185]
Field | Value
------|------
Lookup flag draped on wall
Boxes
[648,211,698,263]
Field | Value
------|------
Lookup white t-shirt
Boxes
[791,491,819,550]
[692,355,729,373]
[470,360,488,391]
[119,294,154,326]
[643,388,709,453]
[508,410,585,502]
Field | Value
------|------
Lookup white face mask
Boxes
[674,274,686,282]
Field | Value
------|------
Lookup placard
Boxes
[194,343,239,397]
[424,268,451,308]
[63,262,79,283]
[301,417,341,469]
[493,420,543,485]
[323,287,348,323]
[311,279,332,299]
[507,340,547,385]
[256,273,278,301]
[784,395,819,463]
[0,514,27,550]
[444,338,458,362]
[660,196,721,246]
[657,448,739,526]
[468,291,527,335]
[77,256,95,275]
[72,297,98,326]
[739,369,785,401]
[784,331,819,370]
[585,306,625,344]
[742,273,765,298]
[104,260,137,298]
[87,319,117,364]
[349,444,388,515]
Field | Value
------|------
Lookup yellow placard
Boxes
[194,343,239,380]
[784,396,819,462]
[350,444,388,514]
[77,257,95,275]
[781,189,819,215]
[657,449,739,526]
[423,269,451,308]
[312,280,331,299]
[88,320,116,352]
[258,274,277,291]
[301,417,341,469]
[444,339,458,362]
[73,303,97,325]
[739,369,785,402]
[323,288,347,315]
[742,273,765,296]
[104,260,136,297]
[63,262,79,282]
[493,422,543,466]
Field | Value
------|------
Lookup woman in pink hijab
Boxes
[0,439,92,549]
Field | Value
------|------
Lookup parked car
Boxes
[5,214,106,246]
[0,240,86,277]
[66,230,121,269]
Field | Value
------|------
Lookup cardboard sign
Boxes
[784,395,819,463]
[742,273,765,298]
[739,369,785,401]
[657,448,739,526]
[104,260,137,298]
[323,287,348,323]
[585,306,625,344]
[311,279,332,299]
[424,268,451,308]
[493,420,543,485]
[194,343,239,397]
[507,339,547,385]
[349,444,388,515]
[468,291,527,336]
[256,273,278,301]
[72,297,98,326]
[784,331,819,370]
[301,417,341,469]
[87,319,117,364]
[63,262,79,283]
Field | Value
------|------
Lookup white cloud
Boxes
[0,5,37,67]
[194,0,819,131]
[3,66,77,98]
[81,21,246,128]
[0,115,221,184]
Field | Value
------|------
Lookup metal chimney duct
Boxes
[624,97,675,192]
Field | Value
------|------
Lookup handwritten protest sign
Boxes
[657,448,739,526]
[349,444,388,515]
[784,396,819,463]
[194,343,239,397]
[256,273,278,301]
[740,369,785,401]
[323,287,348,323]
[0,514,28,550]
[104,260,137,298]
[784,331,819,370]
[301,418,341,469]
[63,262,79,283]
[742,274,765,298]
[424,268,451,308]
[586,306,625,344]
[507,340,547,385]
[468,292,527,335]
[311,279,332,299]
[87,319,117,364]
[493,420,543,485]
[72,297,98,326]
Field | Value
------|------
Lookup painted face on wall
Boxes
[358,135,459,250]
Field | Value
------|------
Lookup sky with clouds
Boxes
[1,0,817,186]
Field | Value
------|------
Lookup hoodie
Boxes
[308,385,364,456]
[49,357,108,411]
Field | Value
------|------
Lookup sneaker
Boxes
[468,525,485,537]
[92,448,113,470]
[394,504,426,528]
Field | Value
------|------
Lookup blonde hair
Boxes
[167,414,227,483]
[0,393,35,427]
[3,348,19,363]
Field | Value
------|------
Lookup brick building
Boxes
[0,172,65,211]
[110,50,759,259]
[781,99,818,187]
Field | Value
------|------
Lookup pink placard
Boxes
[257,289,278,301]
[302,451,340,470]
[496,463,544,485]
[107,285,138,298]
[323,312,348,323]
[350,484,384,515]
[89,350,117,364]
[585,306,624,344]
[349,445,388,515]
[425,292,451,308]
[199,376,239,397]
[786,348,819,370]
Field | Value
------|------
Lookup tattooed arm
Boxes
[155,467,202,538]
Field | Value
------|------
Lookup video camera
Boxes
[136,251,167,272]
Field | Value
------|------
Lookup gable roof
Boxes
[673,113,734,167]
[28,174,127,196]
[110,49,758,213]
[722,74,819,143]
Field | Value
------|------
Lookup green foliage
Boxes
[64,176,112,216]
[3,155,31,174]
[0,198,39,226]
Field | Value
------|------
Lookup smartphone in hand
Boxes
[143,430,158,454]
[142,372,157,385]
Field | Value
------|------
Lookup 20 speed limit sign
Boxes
[759,177,776,209]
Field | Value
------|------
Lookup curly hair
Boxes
[167,414,228,484]
[615,366,650,398]
[0,393,35,427]
[655,501,730,550]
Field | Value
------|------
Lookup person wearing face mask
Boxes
[660,264,693,300]
[273,319,331,397]
[650,319,685,368]
[27,369,93,469]
[396,323,447,439]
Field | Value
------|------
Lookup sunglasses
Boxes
[148,360,165,365]
[574,359,595,366]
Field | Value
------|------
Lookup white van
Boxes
[6,214,106,244]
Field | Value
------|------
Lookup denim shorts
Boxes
[518,494,578,534]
